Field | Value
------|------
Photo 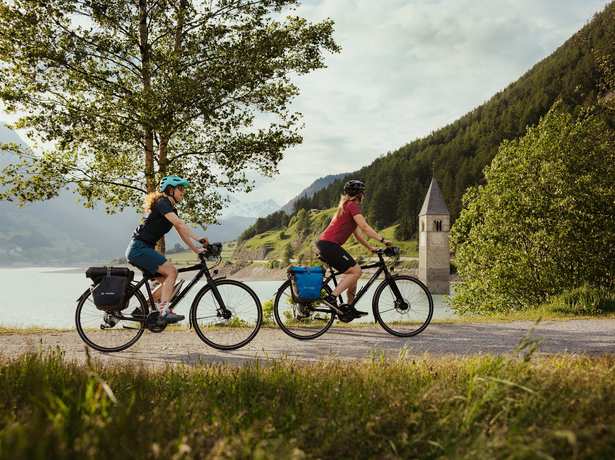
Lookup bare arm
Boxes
[164,212,206,253]
[353,228,376,252]
[353,214,387,242]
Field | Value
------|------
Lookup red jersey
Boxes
[320,200,362,245]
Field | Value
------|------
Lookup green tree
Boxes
[294,208,311,239]
[451,104,615,314]
[283,242,293,265]
[0,0,339,251]
[394,215,413,241]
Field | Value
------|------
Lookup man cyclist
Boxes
[316,179,391,318]
[125,176,208,323]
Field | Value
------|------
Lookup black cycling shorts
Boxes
[316,240,356,273]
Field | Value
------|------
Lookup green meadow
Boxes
[1,351,614,459]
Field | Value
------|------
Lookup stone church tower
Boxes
[418,178,450,294]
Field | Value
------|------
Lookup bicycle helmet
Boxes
[159,176,190,193]
[343,179,366,197]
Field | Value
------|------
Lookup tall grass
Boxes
[1,351,615,459]
[543,285,615,315]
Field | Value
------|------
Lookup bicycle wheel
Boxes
[273,280,335,340]
[75,283,146,352]
[372,275,433,337]
[190,279,262,350]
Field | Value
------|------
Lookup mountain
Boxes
[203,215,257,242]
[221,198,281,219]
[289,3,615,235]
[280,173,348,214]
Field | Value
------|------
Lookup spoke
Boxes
[195,314,221,320]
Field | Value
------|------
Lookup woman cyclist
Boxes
[125,176,208,323]
[316,179,391,318]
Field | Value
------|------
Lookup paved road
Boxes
[1,320,614,367]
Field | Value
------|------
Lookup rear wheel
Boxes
[372,275,433,337]
[190,279,262,350]
[273,280,335,340]
[75,283,146,352]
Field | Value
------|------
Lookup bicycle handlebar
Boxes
[198,242,223,260]
[375,246,401,257]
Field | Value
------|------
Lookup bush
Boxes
[266,259,282,269]
[451,104,615,314]
[262,299,274,324]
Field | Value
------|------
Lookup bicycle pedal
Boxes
[146,311,161,326]
[337,313,354,323]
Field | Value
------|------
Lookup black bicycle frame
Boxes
[130,258,227,315]
[324,252,404,310]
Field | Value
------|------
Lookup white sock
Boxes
[156,301,170,315]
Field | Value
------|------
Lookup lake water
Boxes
[0,267,455,328]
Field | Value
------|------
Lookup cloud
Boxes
[246,0,611,204]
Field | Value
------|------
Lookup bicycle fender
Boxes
[76,288,91,302]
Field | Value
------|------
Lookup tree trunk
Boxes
[139,0,165,254]
[154,0,186,256]
[156,135,169,255]
[139,0,155,194]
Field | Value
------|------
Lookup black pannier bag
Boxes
[86,267,134,311]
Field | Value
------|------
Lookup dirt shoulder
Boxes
[1,319,614,368]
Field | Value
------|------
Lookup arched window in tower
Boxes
[434,220,442,232]
[421,221,425,232]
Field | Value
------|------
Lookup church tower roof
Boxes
[419,178,449,216]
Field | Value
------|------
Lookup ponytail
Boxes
[143,191,165,213]
[334,193,359,219]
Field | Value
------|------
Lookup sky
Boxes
[242,0,612,205]
[1,0,612,211]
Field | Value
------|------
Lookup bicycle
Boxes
[273,246,433,340]
[75,243,262,352]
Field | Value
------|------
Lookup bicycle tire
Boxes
[273,280,335,340]
[190,279,262,350]
[75,283,146,352]
[372,275,433,337]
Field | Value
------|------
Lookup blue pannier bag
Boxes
[288,266,325,303]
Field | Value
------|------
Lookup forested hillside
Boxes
[244,2,615,240]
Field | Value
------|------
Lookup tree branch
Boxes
[48,13,142,78]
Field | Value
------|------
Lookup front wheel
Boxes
[372,275,433,337]
[190,279,262,350]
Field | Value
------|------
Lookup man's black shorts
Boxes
[316,240,356,273]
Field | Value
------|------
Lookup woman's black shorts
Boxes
[316,240,357,273]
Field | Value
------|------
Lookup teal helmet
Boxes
[159,175,190,193]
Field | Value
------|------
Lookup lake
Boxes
[0,267,455,328]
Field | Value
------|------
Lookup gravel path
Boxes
[1,320,614,367]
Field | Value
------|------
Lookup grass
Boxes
[446,286,615,323]
[1,350,615,459]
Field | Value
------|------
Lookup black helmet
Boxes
[343,179,365,197]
